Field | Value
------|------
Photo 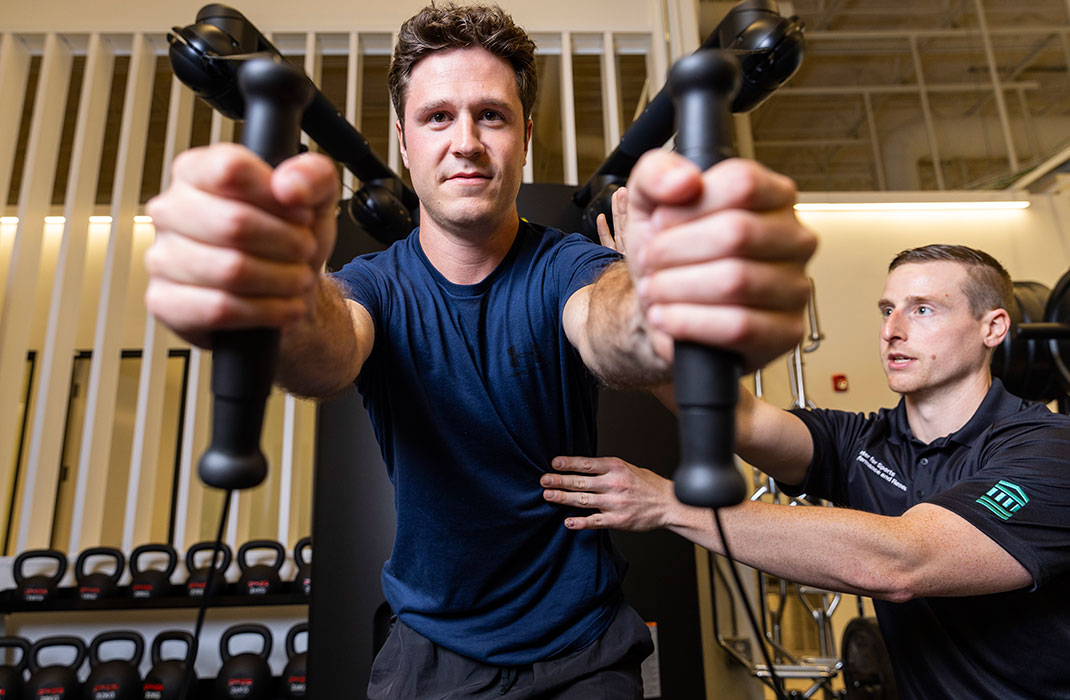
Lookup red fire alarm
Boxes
[832,374,849,392]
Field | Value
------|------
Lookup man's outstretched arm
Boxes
[541,456,1032,601]
[563,152,816,389]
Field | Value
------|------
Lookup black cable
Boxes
[713,507,789,700]
[180,489,234,700]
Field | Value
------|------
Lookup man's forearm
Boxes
[583,261,672,389]
[275,275,367,398]
[667,500,938,602]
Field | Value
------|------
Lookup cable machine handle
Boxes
[668,49,748,509]
[198,57,314,491]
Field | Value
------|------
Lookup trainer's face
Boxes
[397,47,531,237]
[878,261,1005,396]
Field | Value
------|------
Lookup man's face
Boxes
[397,46,531,236]
[878,261,1005,396]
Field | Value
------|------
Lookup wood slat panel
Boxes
[5,33,73,552]
[68,33,157,550]
[26,33,114,553]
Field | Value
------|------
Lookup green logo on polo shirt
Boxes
[976,480,1028,521]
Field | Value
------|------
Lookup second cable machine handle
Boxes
[668,49,748,509]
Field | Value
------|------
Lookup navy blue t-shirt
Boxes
[786,379,1070,699]
[332,221,627,665]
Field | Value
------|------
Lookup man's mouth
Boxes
[887,353,915,367]
[447,171,490,181]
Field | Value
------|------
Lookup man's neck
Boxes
[903,371,992,444]
[418,211,520,285]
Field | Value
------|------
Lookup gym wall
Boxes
[1,0,1069,696]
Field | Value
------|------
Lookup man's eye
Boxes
[430,112,448,123]
[881,307,892,317]
[482,110,502,121]
[916,306,931,315]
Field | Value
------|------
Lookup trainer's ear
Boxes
[982,307,1011,348]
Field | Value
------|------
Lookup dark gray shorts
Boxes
[367,603,654,699]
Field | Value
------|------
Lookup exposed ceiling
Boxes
[721,0,1070,190]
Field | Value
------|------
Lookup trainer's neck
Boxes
[904,371,992,444]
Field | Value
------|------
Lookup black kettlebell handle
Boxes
[197,56,315,492]
[28,636,86,674]
[293,537,311,568]
[185,541,233,573]
[219,624,273,662]
[12,549,67,586]
[151,631,196,666]
[75,546,126,585]
[0,636,31,672]
[237,539,285,572]
[285,623,308,659]
[130,543,179,577]
[89,630,145,668]
[667,48,749,509]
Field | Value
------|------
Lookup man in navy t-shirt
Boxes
[545,244,1070,699]
[144,4,816,697]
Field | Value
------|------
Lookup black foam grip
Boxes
[198,58,313,491]
[668,49,748,509]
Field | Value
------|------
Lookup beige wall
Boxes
[756,194,1070,415]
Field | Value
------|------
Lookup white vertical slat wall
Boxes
[0,0,674,566]
[2,33,74,550]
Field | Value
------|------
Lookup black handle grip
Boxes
[185,541,234,573]
[89,630,145,668]
[12,549,67,585]
[75,546,125,584]
[0,636,31,672]
[28,636,86,673]
[293,536,311,567]
[668,49,748,509]
[130,543,179,577]
[219,624,272,662]
[150,630,196,666]
[285,622,308,659]
[198,57,314,491]
[237,539,285,571]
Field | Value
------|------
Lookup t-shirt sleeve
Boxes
[923,416,1070,588]
[552,233,622,314]
[782,407,874,507]
[330,253,381,322]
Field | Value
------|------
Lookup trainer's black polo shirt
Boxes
[785,379,1070,700]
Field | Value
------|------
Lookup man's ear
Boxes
[522,118,532,166]
[396,119,409,169]
[982,307,1011,348]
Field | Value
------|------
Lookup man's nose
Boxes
[452,114,485,158]
[882,310,906,341]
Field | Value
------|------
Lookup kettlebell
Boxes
[0,636,30,700]
[184,542,232,598]
[236,540,285,596]
[26,636,85,700]
[281,623,307,699]
[75,547,125,601]
[128,544,178,599]
[13,549,67,603]
[85,630,144,700]
[143,631,196,700]
[291,538,311,597]
[215,624,273,700]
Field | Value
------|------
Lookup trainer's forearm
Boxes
[665,499,921,601]
[583,262,672,389]
[275,276,365,398]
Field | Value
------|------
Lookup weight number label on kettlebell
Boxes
[227,678,253,697]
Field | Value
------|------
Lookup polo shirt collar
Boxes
[886,378,1023,448]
